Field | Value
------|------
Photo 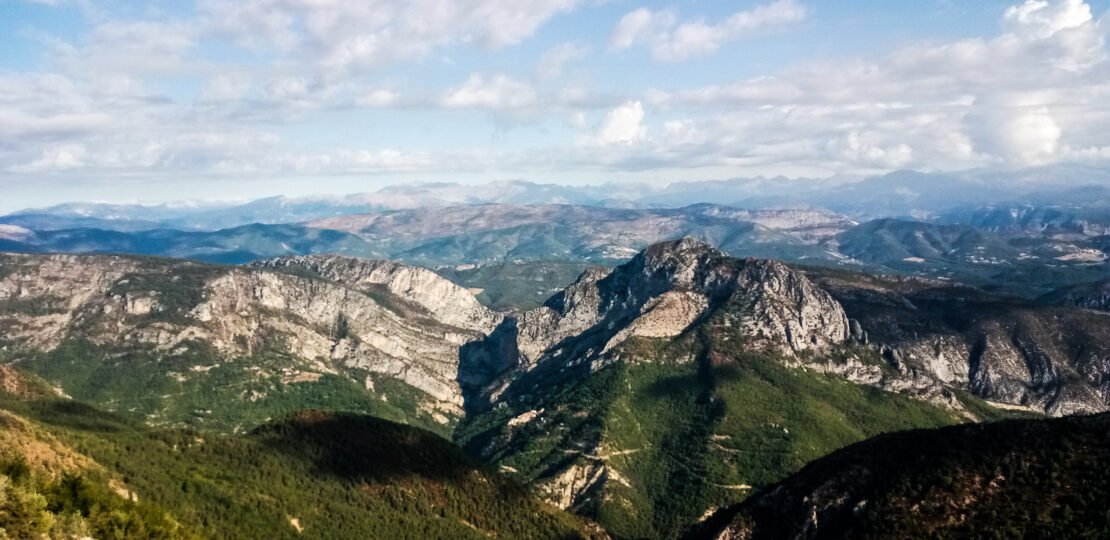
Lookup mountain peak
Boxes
[642,236,720,258]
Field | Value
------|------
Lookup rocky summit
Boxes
[463,238,850,405]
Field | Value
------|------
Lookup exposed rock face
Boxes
[457,239,851,413]
[809,270,1110,416]
[0,252,492,418]
[503,238,849,373]
[457,239,858,514]
[251,255,503,334]
[0,254,145,349]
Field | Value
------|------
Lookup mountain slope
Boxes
[0,224,384,264]
[0,252,499,432]
[692,412,1110,540]
[806,268,1110,415]
[1040,278,1110,312]
[0,380,603,539]
[455,239,984,538]
[833,218,1018,269]
[309,204,848,266]
[6,241,1108,538]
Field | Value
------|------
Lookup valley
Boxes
[3,236,1108,538]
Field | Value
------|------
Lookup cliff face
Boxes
[0,253,489,420]
[251,255,503,334]
[4,245,1109,424]
[808,269,1110,416]
[514,238,848,369]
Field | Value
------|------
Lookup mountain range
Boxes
[4,165,1110,539]
[3,201,1109,305]
[3,238,1110,537]
[8,165,1110,231]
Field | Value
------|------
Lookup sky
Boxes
[1,0,1109,210]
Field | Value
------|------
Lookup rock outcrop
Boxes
[502,238,849,376]
[0,252,492,419]
[809,269,1110,416]
[252,255,503,334]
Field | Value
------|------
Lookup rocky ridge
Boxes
[465,238,851,407]
[0,252,492,419]
[807,269,1110,416]
[251,255,503,334]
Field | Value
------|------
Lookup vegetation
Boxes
[17,340,450,435]
[105,265,223,324]
[458,327,969,540]
[435,261,593,310]
[694,412,1110,539]
[0,456,192,539]
[0,393,601,539]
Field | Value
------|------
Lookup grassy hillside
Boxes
[0,388,603,539]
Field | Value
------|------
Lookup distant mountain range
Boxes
[2,202,1108,302]
[0,223,384,264]
[7,165,1110,231]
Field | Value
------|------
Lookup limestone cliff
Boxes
[0,252,488,419]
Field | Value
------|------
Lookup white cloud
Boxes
[1005,0,1093,38]
[4,0,1110,193]
[611,0,807,61]
[355,89,400,108]
[644,0,1110,172]
[537,41,590,79]
[611,8,675,49]
[440,74,537,109]
[827,132,914,168]
[596,101,646,145]
[198,74,251,103]
[12,144,87,172]
[200,0,578,73]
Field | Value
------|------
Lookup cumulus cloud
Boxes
[11,144,88,172]
[595,101,646,144]
[3,0,1110,194]
[611,0,807,61]
[645,0,1110,171]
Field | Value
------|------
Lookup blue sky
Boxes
[1,0,1108,210]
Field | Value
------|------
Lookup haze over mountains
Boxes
[4,167,1110,308]
[6,165,1110,229]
